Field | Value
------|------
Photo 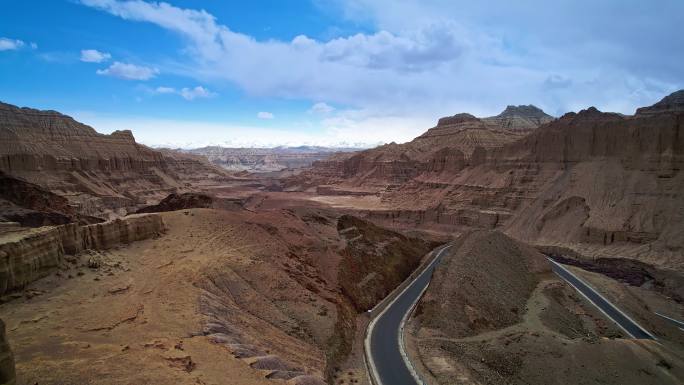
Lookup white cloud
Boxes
[155,86,176,94]
[309,102,335,115]
[179,86,214,100]
[80,49,111,63]
[0,38,25,51]
[153,85,215,100]
[96,61,158,80]
[257,111,274,119]
[68,107,431,148]
[82,0,683,120]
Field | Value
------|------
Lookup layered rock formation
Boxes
[0,102,165,172]
[337,215,438,311]
[180,146,357,172]
[135,192,214,213]
[0,102,231,218]
[287,105,551,188]
[0,213,165,294]
[293,91,684,271]
[0,171,104,226]
[482,104,554,130]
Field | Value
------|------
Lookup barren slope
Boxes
[0,206,436,385]
[407,231,684,385]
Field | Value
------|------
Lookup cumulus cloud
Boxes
[155,86,176,94]
[180,86,214,100]
[257,111,274,119]
[96,61,158,80]
[81,0,683,129]
[0,38,25,51]
[80,49,111,63]
[309,102,335,115]
[153,85,215,100]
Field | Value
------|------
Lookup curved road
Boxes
[365,246,450,385]
[548,259,655,340]
[364,248,656,385]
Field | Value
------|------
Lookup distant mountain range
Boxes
[174,145,363,172]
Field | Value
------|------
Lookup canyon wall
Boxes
[0,214,165,294]
[0,102,231,218]
[287,105,551,188]
[293,91,684,271]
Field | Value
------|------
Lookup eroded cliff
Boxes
[0,102,231,218]
[0,213,165,294]
[292,91,684,271]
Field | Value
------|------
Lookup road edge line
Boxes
[548,258,656,340]
[654,312,684,331]
[364,244,450,385]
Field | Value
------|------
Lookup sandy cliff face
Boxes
[493,96,684,269]
[0,102,230,218]
[0,213,165,294]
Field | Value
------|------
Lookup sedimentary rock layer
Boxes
[0,214,165,294]
[0,102,230,218]
[291,91,684,271]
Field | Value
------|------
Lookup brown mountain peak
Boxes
[437,113,479,126]
[636,89,684,115]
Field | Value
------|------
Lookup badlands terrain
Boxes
[0,91,683,385]
[178,146,360,173]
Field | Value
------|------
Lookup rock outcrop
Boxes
[336,215,439,311]
[136,192,214,213]
[482,104,554,130]
[636,89,684,115]
[0,171,103,226]
[0,214,165,294]
[0,319,14,385]
[0,102,165,173]
[286,105,551,188]
[292,91,684,271]
[0,102,231,218]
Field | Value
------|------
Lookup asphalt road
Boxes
[655,312,684,331]
[366,246,449,385]
[365,250,655,385]
[548,259,655,340]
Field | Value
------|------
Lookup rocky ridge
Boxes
[0,213,165,295]
[287,105,551,189]
[135,192,214,213]
[482,104,554,130]
[0,102,231,219]
[292,91,684,272]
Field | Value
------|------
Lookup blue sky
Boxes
[1,0,682,147]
